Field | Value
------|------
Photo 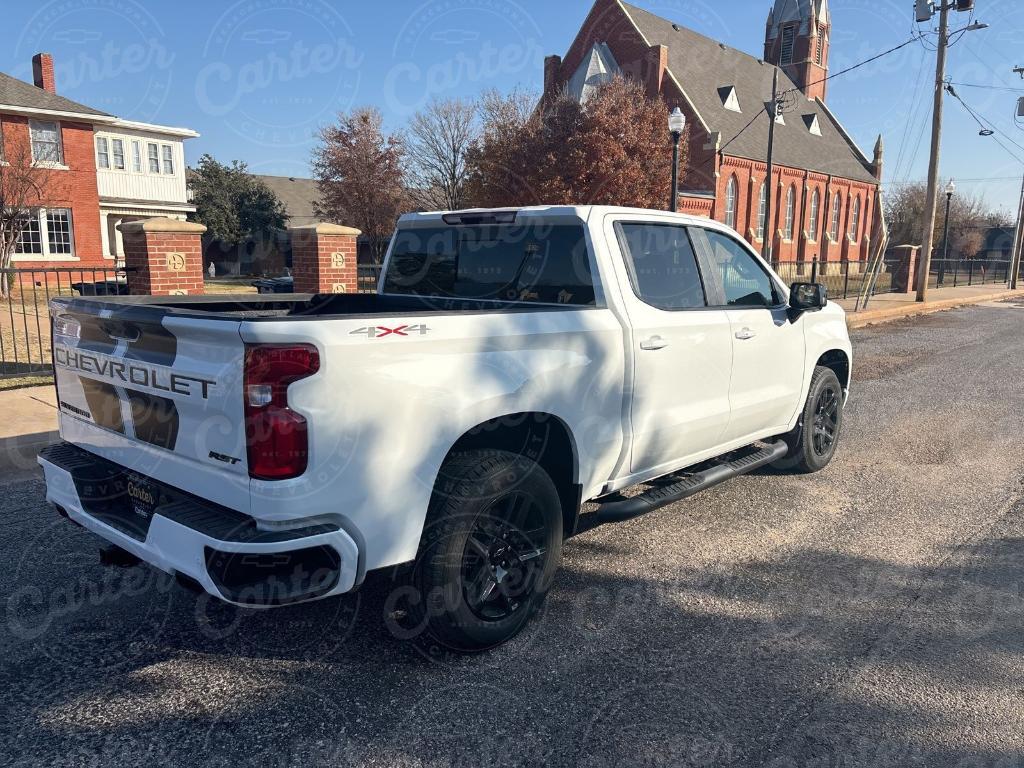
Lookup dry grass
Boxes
[0,374,52,390]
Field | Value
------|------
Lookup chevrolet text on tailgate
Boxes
[40,206,851,651]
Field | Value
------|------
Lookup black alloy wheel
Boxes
[461,491,548,621]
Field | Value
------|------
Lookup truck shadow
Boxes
[4,487,1024,767]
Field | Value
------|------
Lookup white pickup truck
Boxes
[40,205,850,651]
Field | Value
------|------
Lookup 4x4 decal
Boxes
[349,324,430,338]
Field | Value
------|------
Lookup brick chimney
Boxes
[32,53,55,93]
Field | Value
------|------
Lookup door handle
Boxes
[734,327,757,340]
[640,335,668,351]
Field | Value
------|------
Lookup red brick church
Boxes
[543,0,885,270]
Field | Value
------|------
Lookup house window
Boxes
[725,176,738,229]
[757,181,768,238]
[780,25,797,65]
[30,120,63,164]
[784,186,795,240]
[95,136,110,169]
[161,144,174,174]
[46,209,74,254]
[816,25,826,66]
[112,138,125,170]
[147,143,160,173]
[830,193,842,240]
[15,212,42,254]
[849,196,861,242]
[809,189,820,241]
[14,208,75,258]
[131,140,142,172]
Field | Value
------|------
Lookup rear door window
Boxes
[383,223,595,305]
[615,222,706,310]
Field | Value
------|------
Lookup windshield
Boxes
[382,223,595,306]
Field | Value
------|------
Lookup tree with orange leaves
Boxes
[465,77,676,210]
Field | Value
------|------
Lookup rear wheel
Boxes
[405,450,563,652]
[774,366,844,474]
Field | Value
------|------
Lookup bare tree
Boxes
[312,107,408,262]
[0,128,66,297]
[884,182,996,247]
[407,98,477,211]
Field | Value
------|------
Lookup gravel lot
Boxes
[3,300,1024,767]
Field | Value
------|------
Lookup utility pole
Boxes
[762,68,779,262]
[1010,171,1024,290]
[917,1,951,302]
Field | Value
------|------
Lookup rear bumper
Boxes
[38,443,360,607]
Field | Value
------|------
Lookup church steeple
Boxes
[764,0,830,101]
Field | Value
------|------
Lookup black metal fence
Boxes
[357,263,382,292]
[1,266,132,379]
[927,257,1013,289]
[771,259,875,301]
[772,255,1016,302]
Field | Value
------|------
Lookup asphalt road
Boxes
[3,300,1024,767]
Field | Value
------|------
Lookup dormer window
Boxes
[774,110,786,125]
[780,24,797,65]
[718,86,741,113]
[803,114,822,136]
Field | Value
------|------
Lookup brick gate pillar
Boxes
[288,223,362,294]
[888,244,921,294]
[118,218,207,296]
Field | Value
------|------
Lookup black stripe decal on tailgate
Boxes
[79,378,125,434]
[125,389,179,450]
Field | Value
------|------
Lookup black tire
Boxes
[773,366,844,474]
[405,449,563,652]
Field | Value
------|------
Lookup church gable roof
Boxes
[619,1,875,185]
[568,42,622,103]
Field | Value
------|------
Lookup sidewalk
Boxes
[840,283,1020,328]
[0,384,57,481]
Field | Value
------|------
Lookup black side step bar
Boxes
[595,440,788,522]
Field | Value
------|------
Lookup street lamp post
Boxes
[668,107,686,212]
[938,178,955,286]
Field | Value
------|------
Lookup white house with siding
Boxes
[93,118,199,259]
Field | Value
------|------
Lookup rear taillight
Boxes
[244,344,320,480]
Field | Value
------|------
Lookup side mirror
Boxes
[789,282,827,312]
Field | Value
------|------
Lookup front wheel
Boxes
[774,366,844,473]
[403,449,563,652]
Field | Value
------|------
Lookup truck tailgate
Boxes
[49,298,251,513]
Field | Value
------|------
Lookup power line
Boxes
[892,45,929,181]
[777,34,924,101]
[893,46,931,183]
[883,175,1024,185]
[949,81,1024,94]
[946,85,1024,161]
[702,34,928,174]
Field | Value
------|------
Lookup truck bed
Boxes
[52,292,590,321]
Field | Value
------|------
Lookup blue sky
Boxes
[3,0,1024,214]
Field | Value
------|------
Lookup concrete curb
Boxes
[846,289,1020,329]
